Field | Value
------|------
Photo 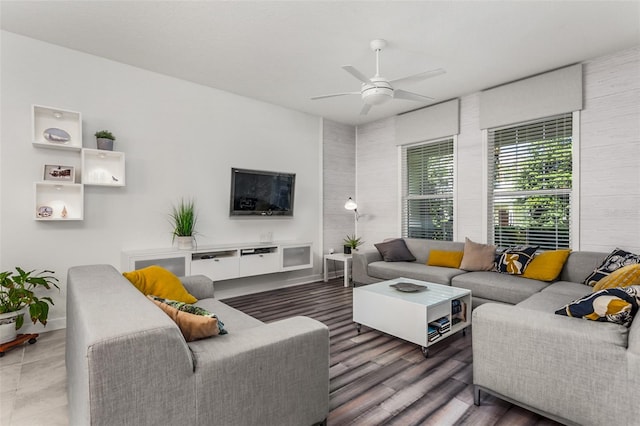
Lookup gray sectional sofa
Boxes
[353,238,639,426]
[66,264,329,426]
[352,237,606,307]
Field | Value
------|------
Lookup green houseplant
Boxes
[343,234,363,254]
[94,130,116,151]
[170,198,198,250]
[0,268,59,343]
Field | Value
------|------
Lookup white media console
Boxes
[121,241,313,282]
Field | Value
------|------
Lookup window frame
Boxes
[483,111,580,250]
[400,136,457,241]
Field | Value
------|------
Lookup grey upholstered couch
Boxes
[352,238,607,308]
[354,238,639,425]
[66,264,329,426]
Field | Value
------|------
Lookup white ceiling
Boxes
[2,1,639,126]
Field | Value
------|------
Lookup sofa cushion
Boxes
[542,281,593,299]
[558,251,607,283]
[148,295,227,341]
[593,264,640,292]
[367,261,466,285]
[516,291,579,313]
[374,239,416,262]
[427,250,464,268]
[196,298,264,332]
[555,286,640,327]
[522,249,572,281]
[495,246,538,275]
[583,248,640,286]
[460,238,496,271]
[451,271,547,305]
[404,239,465,264]
[123,266,197,303]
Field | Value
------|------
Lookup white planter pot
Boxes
[0,310,24,344]
[175,236,194,250]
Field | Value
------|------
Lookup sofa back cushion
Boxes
[558,251,608,283]
[403,238,465,264]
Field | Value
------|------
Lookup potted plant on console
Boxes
[0,267,59,345]
[170,198,198,250]
[343,234,363,254]
[94,130,116,151]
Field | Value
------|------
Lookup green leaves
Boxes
[343,234,363,249]
[94,130,115,140]
[0,268,59,328]
[170,198,198,238]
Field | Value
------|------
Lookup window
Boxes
[401,138,454,240]
[487,113,573,250]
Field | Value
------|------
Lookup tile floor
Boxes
[0,329,68,425]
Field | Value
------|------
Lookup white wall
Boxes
[356,46,640,253]
[0,31,322,331]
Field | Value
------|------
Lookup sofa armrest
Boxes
[352,249,383,284]
[190,316,329,425]
[180,274,215,299]
[472,303,629,425]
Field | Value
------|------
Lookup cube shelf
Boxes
[32,105,82,151]
[34,182,84,221]
[82,149,126,186]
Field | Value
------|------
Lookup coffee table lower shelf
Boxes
[352,277,472,358]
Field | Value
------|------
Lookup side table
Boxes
[323,253,352,287]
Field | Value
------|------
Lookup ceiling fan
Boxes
[311,39,445,115]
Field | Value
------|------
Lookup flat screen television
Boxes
[230,168,296,216]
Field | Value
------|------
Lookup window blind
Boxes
[488,113,573,250]
[401,138,454,240]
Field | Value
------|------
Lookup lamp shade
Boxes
[344,197,358,211]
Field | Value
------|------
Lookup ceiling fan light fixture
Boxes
[362,84,393,105]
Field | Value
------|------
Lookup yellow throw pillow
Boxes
[123,266,197,304]
[427,250,464,268]
[522,250,571,281]
[592,264,640,292]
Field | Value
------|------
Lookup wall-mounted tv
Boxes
[230,168,296,216]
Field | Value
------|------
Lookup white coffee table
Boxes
[353,277,472,357]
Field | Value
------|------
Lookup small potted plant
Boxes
[343,234,363,254]
[170,198,198,250]
[0,268,59,344]
[94,130,116,151]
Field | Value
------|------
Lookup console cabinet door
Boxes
[191,256,240,281]
[239,253,279,277]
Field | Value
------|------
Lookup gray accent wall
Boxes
[354,46,639,254]
[322,119,356,256]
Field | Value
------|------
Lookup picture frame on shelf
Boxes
[43,165,75,182]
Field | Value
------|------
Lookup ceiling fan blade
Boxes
[360,104,372,115]
[389,68,446,86]
[342,65,373,84]
[394,89,435,102]
[310,92,360,100]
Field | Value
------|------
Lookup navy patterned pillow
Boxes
[555,286,640,327]
[495,246,538,275]
[583,248,640,286]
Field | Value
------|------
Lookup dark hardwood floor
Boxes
[222,279,562,426]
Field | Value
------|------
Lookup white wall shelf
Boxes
[31,105,126,220]
[32,105,82,151]
[122,241,313,282]
[34,182,84,221]
[82,149,126,186]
